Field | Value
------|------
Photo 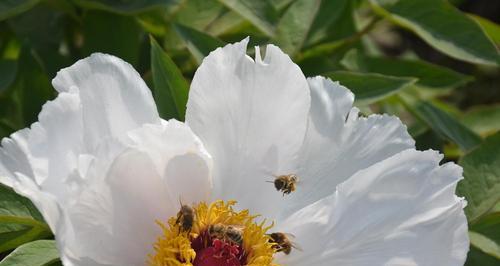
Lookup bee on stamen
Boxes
[267,232,302,255]
[208,223,244,246]
[267,174,299,196]
[175,200,194,234]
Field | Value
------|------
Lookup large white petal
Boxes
[0,92,83,232]
[0,92,82,189]
[52,53,160,151]
[276,149,468,266]
[0,54,160,233]
[59,149,170,266]
[284,76,416,215]
[185,39,310,218]
[126,120,213,204]
[56,121,212,266]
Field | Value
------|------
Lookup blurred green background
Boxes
[0,0,499,265]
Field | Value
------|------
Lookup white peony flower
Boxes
[0,38,469,266]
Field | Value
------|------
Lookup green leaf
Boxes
[458,132,500,222]
[470,231,500,259]
[466,246,500,266]
[173,0,226,32]
[0,240,59,266]
[7,3,69,78]
[304,0,352,46]
[298,2,361,62]
[270,0,294,9]
[215,22,269,47]
[82,11,142,66]
[205,11,245,36]
[324,71,416,104]
[471,212,500,245]
[136,9,170,36]
[150,37,189,121]
[0,93,22,138]
[470,14,500,47]
[0,60,17,93]
[411,102,482,151]
[73,0,180,14]
[0,184,44,223]
[173,23,226,64]
[462,105,500,136]
[0,184,51,253]
[0,0,40,21]
[369,0,500,66]
[492,202,500,213]
[414,129,445,152]
[0,119,16,139]
[43,0,79,20]
[218,0,278,36]
[273,0,321,55]
[341,50,472,89]
[11,47,54,126]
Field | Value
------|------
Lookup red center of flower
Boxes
[150,201,275,265]
[191,231,247,266]
[193,239,241,266]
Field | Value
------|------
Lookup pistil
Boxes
[149,201,277,266]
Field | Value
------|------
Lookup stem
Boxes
[0,216,53,253]
[298,17,382,61]
[345,17,381,46]
[0,215,51,232]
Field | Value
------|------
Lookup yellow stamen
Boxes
[149,200,278,266]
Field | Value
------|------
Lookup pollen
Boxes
[149,200,279,266]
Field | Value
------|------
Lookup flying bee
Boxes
[208,223,244,246]
[176,202,194,233]
[267,232,301,255]
[267,174,299,196]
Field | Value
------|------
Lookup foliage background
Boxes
[0,0,499,265]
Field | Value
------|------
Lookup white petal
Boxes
[59,150,172,265]
[285,76,415,215]
[52,53,160,151]
[127,120,213,204]
[56,121,212,266]
[0,92,82,232]
[11,174,61,233]
[277,149,468,266]
[0,92,82,188]
[0,129,35,187]
[185,39,310,218]
[0,54,161,233]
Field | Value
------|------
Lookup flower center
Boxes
[149,200,277,266]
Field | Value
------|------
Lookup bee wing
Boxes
[266,174,280,183]
[282,233,303,251]
[289,174,301,184]
[290,240,303,252]
[178,195,191,207]
[226,224,245,231]
[178,195,183,207]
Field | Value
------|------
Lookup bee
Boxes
[268,174,299,196]
[176,203,194,233]
[208,223,244,246]
[267,232,301,255]
[225,226,244,246]
[208,223,226,239]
